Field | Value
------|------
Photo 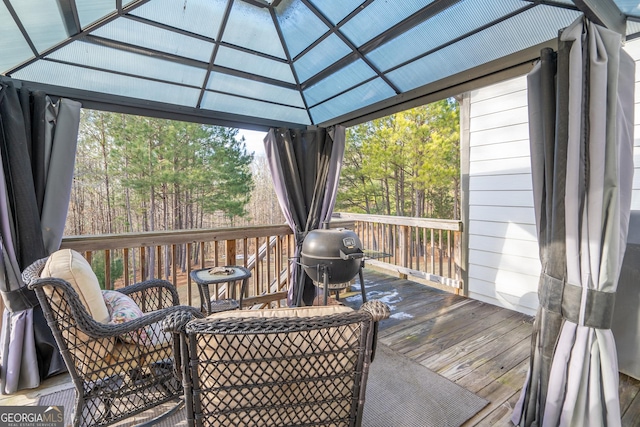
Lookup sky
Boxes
[237,129,267,157]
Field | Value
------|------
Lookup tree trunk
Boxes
[99,114,113,233]
[147,132,156,279]
[383,178,391,216]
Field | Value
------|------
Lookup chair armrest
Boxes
[22,257,48,284]
[29,278,195,339]
[359,300,390,363]
[163,309,203,334]
[119,279,180,310]
[360,300,391,321]
[89,305,200,338]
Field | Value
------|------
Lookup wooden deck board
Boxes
[620,374,640,416]
[383,299,488,354]
[461,358,530,426]
[473,382,523,426]
[622,388,640,427]
[421,312,530,372]
[408,306,527,362]
[349,269,640,426]
[451,332,531,391]
[4,268,639,427]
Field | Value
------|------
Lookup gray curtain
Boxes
[0,81,81,394]
[512,17,634,426]
[264,126,346,306]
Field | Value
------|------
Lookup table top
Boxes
[190,266,251,284]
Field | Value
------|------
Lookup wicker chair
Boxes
[166,300,390,427]
[24,250,204,427]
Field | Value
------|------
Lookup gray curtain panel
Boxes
[264,126,346,306]
[512,17,635,426]
[0,82,81,394]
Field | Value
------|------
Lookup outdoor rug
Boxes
[40,344,487,427]
[38,388,187,427]
[363,343,488,426]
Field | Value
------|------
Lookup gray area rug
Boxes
[40,344,487,427]
[38,390,187,427]
[364,344,488,427]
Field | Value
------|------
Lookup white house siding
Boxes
[464,38,640,316]
[467,75,540,316]
[626,39,640,211]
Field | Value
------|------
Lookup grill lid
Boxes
[300,228,363,284]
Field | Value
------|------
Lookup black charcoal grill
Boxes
[300,227,366,305]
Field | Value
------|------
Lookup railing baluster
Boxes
[423,227,428,273]
[124,248,130,287]
[172,244,177,288]
[430,229,435,274]
[156,245,162,280]
[266,235,272,294]
[105,250,111,290]
[447,230,453,279]
[439,229,443,278]
[140,247,146,281]
[199,242,205,269]
[243,238,248,268]
[187,242,192,306]
[243,237,249,299]
[254,237,260,297]
[410,226,415,270]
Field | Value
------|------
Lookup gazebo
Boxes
[1,1,639,426]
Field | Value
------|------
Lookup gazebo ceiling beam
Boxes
[0,76,295,131]
[55,0,81,36]
[572,0,626,35]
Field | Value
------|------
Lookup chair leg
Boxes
[83,375,123,426]
[152,361,180,397]
[73,393,83,427]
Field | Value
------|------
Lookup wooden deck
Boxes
[341,269,640,427]
[3,269,640,426]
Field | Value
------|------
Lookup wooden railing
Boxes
[60,221,354,309]
[334,213,464,294]
[58,214,463,311]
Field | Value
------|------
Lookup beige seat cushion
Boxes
[41,249,109,323]
[41,249,116,377]
[206,304,353,320]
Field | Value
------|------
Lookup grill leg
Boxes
[323,269,329,306]
[359,266,367,303]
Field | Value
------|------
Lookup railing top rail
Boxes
[334,213,462,231]
[61,220,356,251]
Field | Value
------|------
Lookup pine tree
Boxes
[337,99,460,219]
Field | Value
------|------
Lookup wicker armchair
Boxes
[166,300,390,427]
[24,250,203,427]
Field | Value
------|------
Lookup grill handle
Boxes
[340,248,365,260]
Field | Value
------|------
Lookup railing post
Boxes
[226,239,236,266]
[454,230,463,296]
[399,225,409,279]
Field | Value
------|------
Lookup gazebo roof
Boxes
[1,0,638,130]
